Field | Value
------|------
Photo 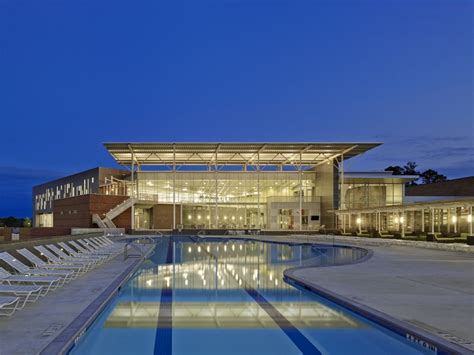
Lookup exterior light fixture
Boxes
[188,214,192,220]
[451,215,457,224]
[394,217,399,224]
[356,218,361,225]
[197,215,201,220]
[468,214,473,223]
[206,215,210,220]
[224,216,228,220]
[232,216,235,220]
[400,216,404,224]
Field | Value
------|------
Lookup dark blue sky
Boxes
[1,0,472,217]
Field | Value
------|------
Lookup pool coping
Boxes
[39,245,154,355]
[283,266,472,355]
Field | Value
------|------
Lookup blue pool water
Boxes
[70,236,436,354]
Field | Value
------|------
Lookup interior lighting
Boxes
[468,215,473,223]
[198,246,201,253]
[400,216,404,224]
[451,215,457,224]
[394,217,399,224]
[197,215,201,220]
[356,218,361,225]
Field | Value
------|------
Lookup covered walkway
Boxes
[334,198,474,240]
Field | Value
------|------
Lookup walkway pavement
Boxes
[0,245,151,355]
[228,234,474,352]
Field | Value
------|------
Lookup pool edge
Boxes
[283,267,472,355]
[39,245,154,355]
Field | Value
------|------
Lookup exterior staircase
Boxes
[92,214,107,228]
[93,197,134,229]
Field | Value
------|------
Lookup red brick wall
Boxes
[89,194,131,229]
[53,194,131,229]
[3,227,71,241]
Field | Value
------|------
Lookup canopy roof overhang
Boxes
[103,142,381,167]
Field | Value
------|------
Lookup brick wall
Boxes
[53,194,131,229]
[2,227,71,241]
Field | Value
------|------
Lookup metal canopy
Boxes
[103,142,381,167]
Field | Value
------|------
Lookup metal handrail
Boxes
[124,240,144,260]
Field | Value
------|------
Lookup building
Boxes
[335,176,474,238]
[35,142,461,234]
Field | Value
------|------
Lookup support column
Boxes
[447,209,451,233]
[131,151,135,230]
[421,209,425,233]
[257,153,260,229]
[299,153,302,231]
[172,144,176,230]
[469,206,473,235]
[453,207,458,234]
[430,208,434,234]
[401,210,405,238]
[214,162,218,229]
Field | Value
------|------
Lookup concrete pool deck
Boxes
[223,234,474,352]
[0,244,152,355]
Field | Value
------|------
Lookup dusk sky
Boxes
[1,0,472,217]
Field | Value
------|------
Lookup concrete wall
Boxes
[314,163,337,229]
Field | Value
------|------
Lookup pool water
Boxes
[70,236,435,354]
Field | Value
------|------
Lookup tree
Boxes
[384,165,404,175]
[403,161,419,176]
[23,217,32,228]
[420,169,447,184]
[385,162,448,186]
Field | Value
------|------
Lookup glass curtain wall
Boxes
[135,171,316,229]
[342,183,403,209]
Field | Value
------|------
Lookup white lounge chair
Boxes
[0,283,43,309]
[0,252,74,286]
[77,239,120,258]
[34,245,94,272]
[92,237,122,250]
[17,249,84,277]
[69,240,113,259]
[0,267,60,295]
[0,296,20,316]
[58,242,107,264]
[46,244,102,267]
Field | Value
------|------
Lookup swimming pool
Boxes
[69,236,438,354]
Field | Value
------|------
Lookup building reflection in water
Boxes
[105,240,366,330]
